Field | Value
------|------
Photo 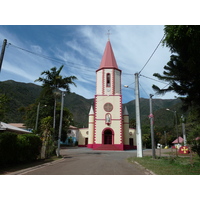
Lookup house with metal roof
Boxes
[0,122,30,134]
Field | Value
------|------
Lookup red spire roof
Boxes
[99,41,118,69]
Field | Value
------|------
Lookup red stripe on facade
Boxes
[112,69,114,95]
[94,96,98,144]
[102,69,105,95]
[119,95,123,144]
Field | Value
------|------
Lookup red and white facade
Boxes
[79,40,136,150]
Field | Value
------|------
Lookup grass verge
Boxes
[128,155,200,175]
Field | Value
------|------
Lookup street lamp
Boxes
[166,108,179,149]
[35,103,47,131]
[57,91,65,157]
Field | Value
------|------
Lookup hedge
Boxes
[17,134,42,163]
[0,132,18,164]
[0,132,42,165]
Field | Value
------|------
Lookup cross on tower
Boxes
[107,30,111,41]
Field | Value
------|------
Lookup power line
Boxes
[8,43,96,73]
[140,74,166,84]
[8,42,142,79]
[139,82,149,98]
[138,34,165,75]
[9,43,65,65]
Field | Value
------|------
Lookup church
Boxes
[78,40,136,150]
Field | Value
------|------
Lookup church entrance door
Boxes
[103,129,113,144]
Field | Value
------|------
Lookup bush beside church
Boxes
[0,132,42,165]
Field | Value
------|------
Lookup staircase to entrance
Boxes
[95,144,122,151]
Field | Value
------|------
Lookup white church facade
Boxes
[78,40,136,150]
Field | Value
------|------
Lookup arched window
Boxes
[106,73,110,87]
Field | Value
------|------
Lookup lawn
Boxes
[128,154,200,175]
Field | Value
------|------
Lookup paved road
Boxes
[10,148,157,175]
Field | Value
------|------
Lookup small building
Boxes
[172,136,184,149]
[8,123,27,130]
[0,122,31,134]
[61,125,79,146]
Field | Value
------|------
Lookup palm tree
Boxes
[35,65,77,133]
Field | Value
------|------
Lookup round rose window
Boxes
[104,103,113,112]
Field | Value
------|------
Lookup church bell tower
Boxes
[89,40,124,150]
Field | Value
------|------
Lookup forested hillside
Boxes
[0,80,185,128]
[0,80,42,122]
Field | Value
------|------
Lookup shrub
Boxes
[191,139,200,157]
[0,132,18,164]
[0,132,42,165]
[17,134,42,163]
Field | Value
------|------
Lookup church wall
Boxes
[94,95,123,147]
[94,121,122,144]
[94,95,122,118]
[114,70,121,95]
[88,108,94,148]
[78,128,89,147]
[124,128,136,150]
[102,68,113,95]
[123,127,136,145]
[96,70,103,95]
[123,115,130,145]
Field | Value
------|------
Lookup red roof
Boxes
[99,41,118,69]
[172,136,184,144]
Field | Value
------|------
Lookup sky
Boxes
[0,25,179,103]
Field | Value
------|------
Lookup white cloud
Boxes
[74,25,176,101]
[3,61,37,82]
[30,45,43,54]
[0,25,179,103]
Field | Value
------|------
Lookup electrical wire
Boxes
[7,43,132,75]
[140,74,166,84]
[8,43,96,73]
[138,34,165,75]
[139,82,149,98]
[6,40,167,102]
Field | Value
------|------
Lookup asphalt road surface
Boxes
[10,147,156,175]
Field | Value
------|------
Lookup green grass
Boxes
[128,155,200,175]
[0,156,62,175]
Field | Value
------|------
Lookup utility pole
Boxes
[135,73,143,157]
[57,91,65,157]
[0,39,7,72]
[164,131,167,147]
[166,108,179,155]
[181,115,186,146]
[149,94,156,159]
[35,102,40,131]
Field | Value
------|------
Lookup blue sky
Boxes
[0,25,178,103]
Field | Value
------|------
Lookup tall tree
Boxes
[153,25,200,113]
[35,65,77,131]
[0,94,9,121]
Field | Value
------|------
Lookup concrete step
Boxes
[95,144,120,151]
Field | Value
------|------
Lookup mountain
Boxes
[124,98,184,128]
[0,80,42,122]
[64,92,93,127]
[0,80,185,128]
